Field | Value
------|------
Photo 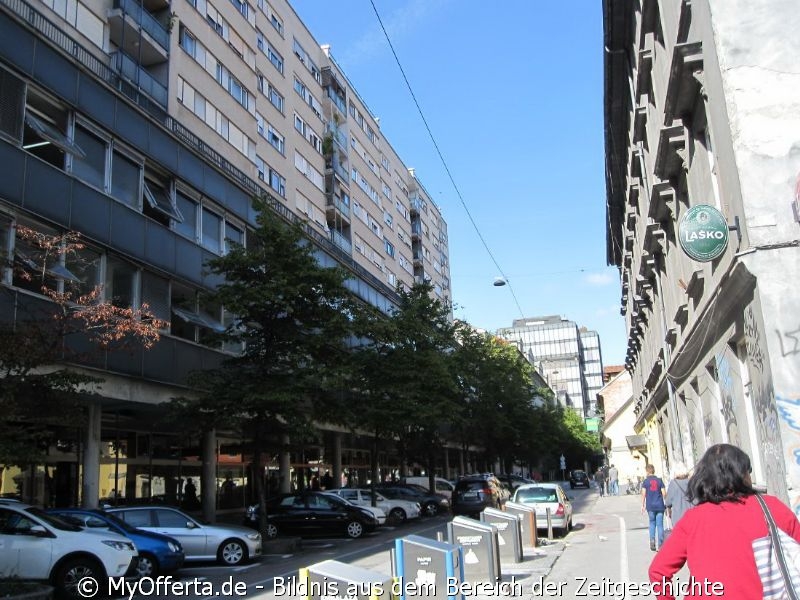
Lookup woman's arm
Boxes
[649,521,689,600]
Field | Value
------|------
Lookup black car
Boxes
[375,484,450,517]
[244,492,379,539]
[451,474,507,517]
[569,469,590,489]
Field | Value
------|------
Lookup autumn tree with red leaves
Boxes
[0,225,167,468]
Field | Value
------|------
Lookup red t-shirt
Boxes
[649,494,800,599]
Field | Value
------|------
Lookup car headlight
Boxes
[103,540,136,552]
[247,532,261,541]
[415,503,421,510]
[167,541,181,553]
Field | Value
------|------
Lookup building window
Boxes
[267,124,284,154]
[384,239,395,258]
[71,125,107,190]
[201,207,222,254]
[269,168,285,197]
[175,190,199,240]
[268,85,284,113]
[224,222,244,254]
[105,256,138,308]
[110,149,141,208]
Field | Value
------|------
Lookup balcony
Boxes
[409,197,423,215]
[108,0,169,65]
[330,230,352,255]
[110,51,168,108]
[326,195,351,223]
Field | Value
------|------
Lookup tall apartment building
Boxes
[0,0,450,506]
[604,0,800,505]
[497,316,605,422]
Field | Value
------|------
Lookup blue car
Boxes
[47,508,184,577]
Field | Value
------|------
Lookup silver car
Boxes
[327,489,421,523]
[512,483,573,536]
[108,506,260,566]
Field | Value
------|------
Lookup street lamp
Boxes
[493,277,507,287]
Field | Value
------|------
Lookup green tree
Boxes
[180,199,359,527]
[349,281,457,496]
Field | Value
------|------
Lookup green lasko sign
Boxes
[678,204,729,262]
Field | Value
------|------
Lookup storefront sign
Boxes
[678,204,729,262]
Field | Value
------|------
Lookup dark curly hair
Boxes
[687,444,755,504]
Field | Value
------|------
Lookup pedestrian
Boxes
[608,464,619,496]
[649,444,800,599]
[595,467,607,497]
[183,478,198,510]
[664,461,692,528]
[321,470,333,490]
[641,464,666,551]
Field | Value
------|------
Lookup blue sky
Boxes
[289,0,627,365]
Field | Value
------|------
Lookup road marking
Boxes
[614,513,629,581]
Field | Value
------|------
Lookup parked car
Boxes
[0,500,137,599]
[244,492,380,539]
[107,506,260,566]
[451,474,508,517]
[569,469,590,489]
[401,477,455,500]
[496,474,535,491]
[374,484,450,516]
[327,488,421,523]
[512,483,573,536]
[48,508,184,577]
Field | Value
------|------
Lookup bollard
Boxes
[546,507,553,540]
[436,530,444,542]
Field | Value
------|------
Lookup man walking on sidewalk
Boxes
[595,467,607,497]
[608,465,619,496]
[641,464,666,551]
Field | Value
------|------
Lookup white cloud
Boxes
[339,0,444,68]
[584,271,615,286]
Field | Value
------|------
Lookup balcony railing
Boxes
[331,230,352,254]
[328,196,350,218]
[113,0,169,51]
[111,51,168,107]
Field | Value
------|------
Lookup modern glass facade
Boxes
[497,316,605,421]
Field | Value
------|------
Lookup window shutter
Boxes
[0,66,25,143]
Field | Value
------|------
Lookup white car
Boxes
[512,483,573,536]
[402,477,455,500]
[328,489,421,523]
[0,500,138,599]
[319,492,387,525]
[108,506,260,565]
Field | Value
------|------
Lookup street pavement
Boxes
[249,485,670,600]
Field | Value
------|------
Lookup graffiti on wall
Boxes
[715,352,741,446]
[776,326,800,358]
[744,305,788,506]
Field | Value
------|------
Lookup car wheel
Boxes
[345,520,364,539]
[136,553,159,578]
[265,522,279,539]
[55,557,104,600]
[389,508,407,524]
[568,518,574,531]
[218,539,247,566]
[423,503,438,517]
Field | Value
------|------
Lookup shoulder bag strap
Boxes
[755,493,799,600]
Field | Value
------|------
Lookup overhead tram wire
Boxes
[367,0,526,320]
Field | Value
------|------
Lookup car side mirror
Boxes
[28,525,50,537]
[186,521,197,529]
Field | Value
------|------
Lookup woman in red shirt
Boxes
[649,444,800,599]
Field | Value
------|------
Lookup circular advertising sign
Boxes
[678,204,729,262]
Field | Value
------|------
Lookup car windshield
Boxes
[457,480,486,491]
[24,507,82,532]
[516,488,558,503]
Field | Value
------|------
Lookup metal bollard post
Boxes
[436,531,444,542]
[546,507,553,540]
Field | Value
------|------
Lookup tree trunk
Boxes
[370,432,379,507]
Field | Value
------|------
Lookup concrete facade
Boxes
[0,0,450,507]
[604,0,800,510]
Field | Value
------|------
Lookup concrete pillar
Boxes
[279,435,291,494]
[332,433,342,490]
[201,429,217,523]
[444,447,451,479]
[81,400,102,509]
[459,449,466,475]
